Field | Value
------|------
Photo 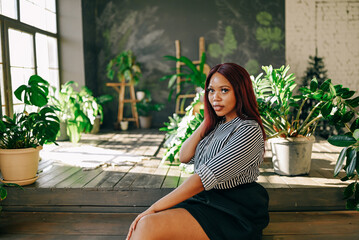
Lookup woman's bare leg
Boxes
[129,208,209,240]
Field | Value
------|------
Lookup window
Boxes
[0,0,59,116]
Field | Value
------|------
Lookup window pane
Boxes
[0,65,5,114]
[36,33,59,88]
[9,29,34,68]
[0,0,17,19]
[20,0,57,33]
[46,0,55,12]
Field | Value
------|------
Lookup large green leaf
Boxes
[346,148,357,177]
[328,135,356,147]
[342,111,355,123]
[310,78,318,92]
[14,75,49,107]
[334,147,348,177]
[343,182,355,199]
[321,102,333,118]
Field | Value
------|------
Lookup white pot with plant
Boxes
[136,91,163,129]
[252,65,358,176]
[0,75,60,185]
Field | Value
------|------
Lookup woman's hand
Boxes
[126,207,156,240]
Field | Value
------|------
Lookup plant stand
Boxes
[175,37,209,114]
[106,81,139,129]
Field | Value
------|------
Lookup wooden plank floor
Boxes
[1,129,353,212]
[1,211,358,240]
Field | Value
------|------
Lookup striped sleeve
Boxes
[196,124,263,191]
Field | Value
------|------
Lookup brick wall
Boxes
[286,0,359,94]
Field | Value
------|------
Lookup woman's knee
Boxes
[131,214,159,240]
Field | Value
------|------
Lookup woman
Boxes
[127,63,269,240]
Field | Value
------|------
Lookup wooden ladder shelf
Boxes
[106,80,139,129]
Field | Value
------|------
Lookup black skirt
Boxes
[171,182,269,240]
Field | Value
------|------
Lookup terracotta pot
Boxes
[0,146,42,185]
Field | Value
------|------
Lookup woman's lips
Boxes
[213,105,224,111]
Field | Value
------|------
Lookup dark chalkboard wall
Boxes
[82,0,285,128]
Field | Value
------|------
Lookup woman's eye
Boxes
[207,88,214,93]
[221,88,229,93]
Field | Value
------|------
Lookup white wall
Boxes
[58,0,85,87]
[286,0,359,93]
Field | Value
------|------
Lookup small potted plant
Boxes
[136,90,163,129]
[0,75,60,185]
[49,81,91,143]
[79,87,113,134]
[252,65,358,176]
[106,50,141,85]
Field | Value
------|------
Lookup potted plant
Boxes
[49,81,91,143]
[136,90,163,129]
[79,87,113,134]
[0,75,60,185]
[106,50,142,85]
[160,53,209,112]
[252,65,358,175]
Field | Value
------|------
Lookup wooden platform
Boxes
[1,129,358,239]
[2,129,351,213]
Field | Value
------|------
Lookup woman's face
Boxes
[207,72,238,122]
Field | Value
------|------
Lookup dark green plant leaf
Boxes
[321,102,333,118]
[341,90,356,99]
[0,186,7,201]
[346,148,357,177]
[342,111,355,123]
[346,96,359,108]
[340,176,349,181]
[346,199,357,210]
[328,135,356,147]
[334,147,348,177]
[320,79,331,92]
[343,182,355,199]
[310,78,318,91]
[351,118,359,133]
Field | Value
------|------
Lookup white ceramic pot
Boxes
[0,146,42,185]
[120,121,129,131]
[269,136,315,176]
[57,121,69,141]
[136,91,146,101]
[139,116,152,129]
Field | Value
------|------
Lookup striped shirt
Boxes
[189,117,264,191]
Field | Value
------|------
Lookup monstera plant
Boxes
[0,75,60,185]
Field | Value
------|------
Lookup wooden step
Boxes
[1,211,358,240]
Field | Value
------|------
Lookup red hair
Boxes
[203,63,266,140]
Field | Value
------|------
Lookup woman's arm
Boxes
[127,174,204,239]
[179,121,206,163]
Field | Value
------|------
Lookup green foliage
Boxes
[160,53,207,101]
[0,182,23,211]
[49,82,113,143]
[301,54,333,138]
[160,93,204,163]
[208,26,237,62]
[255,12,283,51]
[328,129,359,211]
[0,75,60,149]
[136,90,163,116]
[252,65,358,139]
[106,50,142,85]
